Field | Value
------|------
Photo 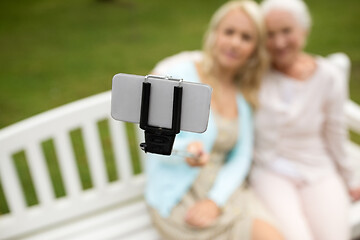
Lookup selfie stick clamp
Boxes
[139,75,183,155]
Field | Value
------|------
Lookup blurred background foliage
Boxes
[0,0,359,129]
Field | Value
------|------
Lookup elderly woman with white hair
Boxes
[250,0,360,239]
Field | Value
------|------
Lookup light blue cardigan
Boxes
[145,61,254,217]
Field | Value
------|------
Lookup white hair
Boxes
[261,0,312,31]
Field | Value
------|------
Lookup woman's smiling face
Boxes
[265,9,307,69]
[213,9,258,72]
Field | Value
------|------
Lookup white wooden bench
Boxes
[0,92,159,240]
[0,53,360,240]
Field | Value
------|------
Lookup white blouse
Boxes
[254,56,358,189]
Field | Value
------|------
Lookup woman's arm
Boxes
[323,68,360,195]
[208,97,254,207]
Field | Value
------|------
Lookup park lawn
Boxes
[0,0,359,214]
[0,0,359,128]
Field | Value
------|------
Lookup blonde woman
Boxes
[145,1,283,239]
[250,0,360,239]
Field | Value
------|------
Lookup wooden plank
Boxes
[125,228,161,240]
[0,152,26,215]
[82,121,107,189]
[25,143,54,206]
[21,197,160,240]
[23,200,150,240]
[346,100,360,134]
[57,206,154,240]
[351,202,360,238]
[109,120,132,181]
[53,132,82,198]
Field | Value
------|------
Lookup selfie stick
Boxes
[139,75,183,155]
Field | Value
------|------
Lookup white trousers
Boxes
[250,167,350,240]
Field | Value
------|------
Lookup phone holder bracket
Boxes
[139,75,183,155]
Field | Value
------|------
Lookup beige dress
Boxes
[148,113,274,240]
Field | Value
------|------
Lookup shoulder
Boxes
[167,60,197,79]
[316,56,347,90]
[315,56,348,101]
[152,58,199,84]
[237,94,253,121]
[320,53,350,79]
[316,56,346,80]
[152,51,202,76]
[261,68,284,88]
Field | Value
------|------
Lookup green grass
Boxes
[0,0,359,215]
[0,0,220,128]
[0,0,359,128]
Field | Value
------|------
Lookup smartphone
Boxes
[111,73,212,133]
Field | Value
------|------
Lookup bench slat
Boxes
[22,200,154,240]
[83,121,107,189]
[351,202,360,237]
[26,143,55,206]
[125,228,161,240]
[346,100,360,134]
[53,131,82,197]
[0,153,26,215]
[65,206,154,240]
[109,119,132,181]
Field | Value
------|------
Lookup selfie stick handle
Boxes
[139,75,183,155]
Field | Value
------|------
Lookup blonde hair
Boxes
[202,0,268,108]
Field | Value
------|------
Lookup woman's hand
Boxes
[349,188,360,202]
[185,141,209,167]
[185,199,221,228]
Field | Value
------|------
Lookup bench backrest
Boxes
[0,92,147,239]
